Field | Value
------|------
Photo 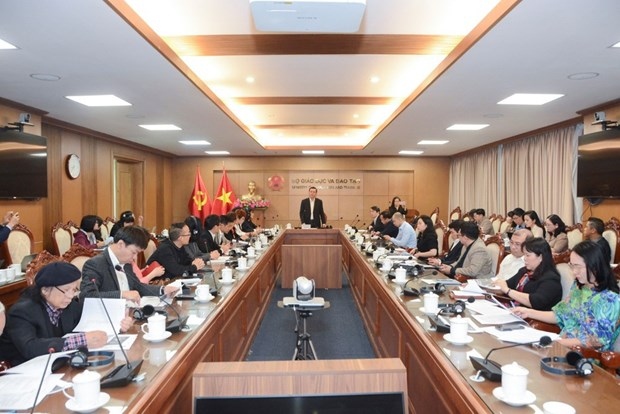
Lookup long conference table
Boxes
[31,229,619,413]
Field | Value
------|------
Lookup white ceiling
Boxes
[0,0,618,157]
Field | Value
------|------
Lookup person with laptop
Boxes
[0,211,20,243]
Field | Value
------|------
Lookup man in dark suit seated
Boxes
[146,223,206,279]
[202,214,231,259]
[585,217,612,264]
[299,186,327,228]
[377,211,398,239]
[81,226,179,303]
[368,205,384,232]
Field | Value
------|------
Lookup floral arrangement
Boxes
[233,198,271,210]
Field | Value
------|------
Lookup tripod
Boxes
[293,309,317,360]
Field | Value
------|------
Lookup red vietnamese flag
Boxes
[187,167,211,220]
[211,168,237,215]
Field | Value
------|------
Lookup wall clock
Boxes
[66,153,81,179]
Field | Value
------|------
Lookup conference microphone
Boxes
[470,335,552,382]
[349,214,359,227]
[159,295,188,333]
[90,278,143,388]
[30,347,54,414]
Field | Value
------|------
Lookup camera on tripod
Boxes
[293,276,315,301]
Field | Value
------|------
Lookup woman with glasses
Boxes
[513,241,620,351]
[544,214,568,254]
[0,262,132,366]
[495,237,562,310]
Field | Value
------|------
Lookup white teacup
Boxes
[143,347,167,367]
[195,284,211,300]
[8,263,21,273]
[501,362,529,401]
[5,267,15,282]
[247,247,256,256]
[394,267,407,282]
[237,257,248,269]
[543,401,576,414]
[372,250,381,261]
[449,316,470,341]
[141,313,166,337]
[0,269,7,284]
[222,267,233,282]
[63,370,101,408]
[254,240,262,249]
[381,258,392,271]
[259,234,268,244]
[423,292,439,314]
[286,223,292,229]
[376,247,386,255]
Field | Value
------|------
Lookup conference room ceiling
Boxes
[0,0,618,157]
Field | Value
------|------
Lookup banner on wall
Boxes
[289,171,363,195]
[188,166,211,220]
[211,168,237,215]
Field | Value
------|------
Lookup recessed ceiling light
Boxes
[302,150,324,155]
[205,150,230,155]
[447,124,489,131]
[66,95,132,107]
[370,76,380,83]
[0,38,17,49]
[418,140,448,145]
[180,140,211,145]
[352,114,359,119]
[567,72,599,80]
[497,93,564,105]
[399,150,424,155]
[246,76,255,83]
[139,124,182,131]
[610,41,620,48]
[30,73,61,81]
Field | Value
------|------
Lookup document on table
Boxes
[0,373,64,410]
[484,326,560,344]
[467,299,523,325]
[420,278,462,286]
[5,351,75,376]
[73,297,125,335]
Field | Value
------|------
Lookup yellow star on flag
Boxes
[217,190,232,205]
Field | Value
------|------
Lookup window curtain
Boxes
[449,146,499,215]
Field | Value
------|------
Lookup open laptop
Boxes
[21,253,37,273]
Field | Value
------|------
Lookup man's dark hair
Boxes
[204,214,220,231]
[169,222,185,242]
[587,217,605,235]
[380,210,393,220]
[370,205,380,213]
[474,208,485,216]
[114,226,149,249]
[448,220,463,232]
[309,186,317,191]
[220,214,231,225]
[512,207,525,218]
[460,221,480,240]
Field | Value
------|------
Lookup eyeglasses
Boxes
[55,286,80,296]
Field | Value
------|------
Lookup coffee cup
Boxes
[543,401,576,414]
[8,263,21,274]
[376,247,386,255]
[394,267,407,282]
[365,241,372,251]
[0,269,7,284]
[196,284,211,299]
[254,240,262,249]
[259,234,268,244]
[237,257,248,269]
[423,292,439,314]
[372,250,381,261]
[143,347,167,367]
[449,316,470,341]
[381,258,392,271]
[222,267,233,282]
[5,267,16,282]
[247,247,256,256]
[501,362,529,401]
[63,370,101,408]
[286,223,292,229]
[141,313,166,337]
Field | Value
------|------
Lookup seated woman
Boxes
[496,238,562,311]
[544,214,568,253]
[513,241,620,351]
[109,210,143,237]
[241,209,260,234]
[412,215,438,258]
[73,215,106,249]
[233,209,252,240]
[388,196,407,216]
[0,262,132,366]
[524,210,545,238]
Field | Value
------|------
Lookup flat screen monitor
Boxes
[195,393,405,414]
[0,129,48,199]
[577,129,620,199]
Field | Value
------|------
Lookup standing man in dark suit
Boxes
[81,226,179,303]
[299,186,327,228]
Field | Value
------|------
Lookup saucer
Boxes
[218,278,235,285]
[246,254,257,259]
[443,333,473,346]
[236,266,249,271]
[143,331,172,343]
[195,294,214,303]
[492,387,536,407]
[65,391,110,413]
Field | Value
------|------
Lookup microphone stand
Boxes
[30,348,54,414]
[159,295,188,333]
[90,279,143,388]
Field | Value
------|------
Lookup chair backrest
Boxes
[602,227,619,264]
[484,235,505,275]
[25,250,61,286]
[553,250,571,265]
[143,235,159,262]
[67,220,79,235]
[499,220,511,234]
[566,223,583,250]
[430,207,439,225]
[434,221,445,256]
[491,217,502,234]
[62,243,96,271]
[99,222,109,240]
[449,206,461,222]
[51,222,73,256]
[104,217,116,234]
[555,263,575,300]
[4,224,34,266]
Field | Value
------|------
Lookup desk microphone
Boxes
[470,335,552,381]
[30,347,54,414]
[349,214,360,228]
[159,295,188,333]
[90,278,143,388]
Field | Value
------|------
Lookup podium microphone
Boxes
[30,347,54,414]
[470,335,552,382]
[90,278,143,388]
[159,295,188,333]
